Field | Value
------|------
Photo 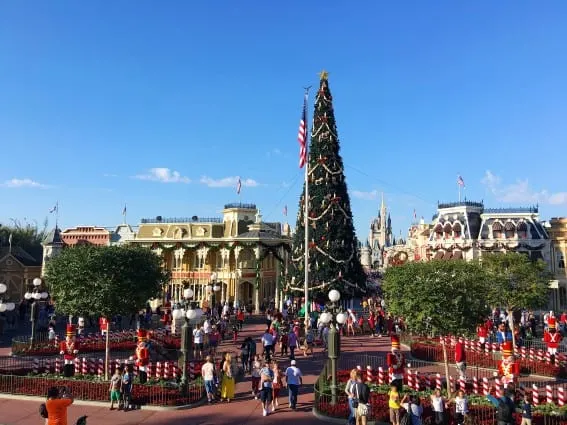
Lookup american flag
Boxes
[122,204,127,216]
[297,93,308,168]
[236,177,242,194]
[283,205,288,216]
[49,203,58,214]
[457,175,465,187]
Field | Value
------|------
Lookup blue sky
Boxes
[1,2,566,241]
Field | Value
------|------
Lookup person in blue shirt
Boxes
[486,391,515,425]
[520,394,532,425]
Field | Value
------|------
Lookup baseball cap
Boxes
[291,360,296,365]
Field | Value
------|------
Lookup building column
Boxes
[254,286,260,314]
[234,280,240,308]
[221,282,225,304]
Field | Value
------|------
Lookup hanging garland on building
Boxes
[285,274,364,293]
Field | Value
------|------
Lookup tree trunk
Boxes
[508,309,516,349]
[442,342,452,398]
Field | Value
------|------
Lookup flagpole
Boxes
[458,184,461,202]
[55,201,59,228]
[303,86,311,328]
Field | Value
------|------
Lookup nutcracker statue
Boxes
[131,329,149,383]
[386,335,405,392]
[99,316,109,336]
[498,341,519,387]
[543,316,563,364]
[59,324,79,377]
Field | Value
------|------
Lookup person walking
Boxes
[354,371,370,425]
[201,355,216,404]
[430,389,447,425]
[345,369,358,425]
[284,359,302,410]
[271,361,283,411]
[260,360,274,416]
[262,328,274,362]
[288,328,298,360]
[220,353,235,402]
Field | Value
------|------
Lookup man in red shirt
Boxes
[455,337,466,379]
[477,323,488,351]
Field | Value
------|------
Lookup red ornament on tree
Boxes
[309,241,317,249]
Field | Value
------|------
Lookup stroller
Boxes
[76,416,88,425]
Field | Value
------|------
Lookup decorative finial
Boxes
[319,70,329,80]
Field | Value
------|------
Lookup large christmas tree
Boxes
[290,71,366,298]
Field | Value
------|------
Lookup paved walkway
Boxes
[0,321,392,425]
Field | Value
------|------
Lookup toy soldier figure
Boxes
[386,335,405,392]
[498,341,519,386]
[59,324,79,377]
[99,316,109,336]
[131,329,149,384]
[543,317,563,364]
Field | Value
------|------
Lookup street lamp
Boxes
[319,289,347,405]
[175,287,204,393]
[24,277,49,347]
[0,283,16,314]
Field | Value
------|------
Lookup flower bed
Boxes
[0,374,203,406]
[316,370,567,424]
[410,340,567,379]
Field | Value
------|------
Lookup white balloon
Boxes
[0,304,6,313]
[0,283,7,293]
[6,303,15,311]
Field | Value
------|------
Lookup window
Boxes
[492,222,503,239]
[517,222,528,239]
[453,222,462,239]
[559,252,565,269]
[434,224,443,240]
[504,222,515,239]
[443,223,452,239]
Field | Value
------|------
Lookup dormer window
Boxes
[443,223,452,239]
[504,222,515,239]
[453,222,462,239]
[492,222,503,239]
[517,222,528,239]
[434,224,443,240]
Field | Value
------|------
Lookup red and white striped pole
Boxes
[55,357,61,375]
[378,367,385,385]
[97,358,103,378]
[164,362,171,380]
[532,385,539,407]
[425,374,431,390]
[520,346,527,360]
[495,378,502,398]
[156,362,163,380]
[529,348,535,361]
[459,376,466,392]
[407,368,413,390]
[81,357,88,375]
[546,385,553,404]
[88,358,95,375]
[482,377,489,396]
[537,350,544,362]
[436,373,442,390]
[366,366,374,385]
[557,387,565,407]
[74,357,81,374]
[414,371,420,391]
[473,377,479,394]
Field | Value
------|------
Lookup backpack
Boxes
[497,398,513,422]
[400,404,412,425]
[39,403,48,419]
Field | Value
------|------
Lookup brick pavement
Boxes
[0,320,393,425]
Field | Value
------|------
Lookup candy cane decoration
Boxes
[520,346,527,360]
[473,377,479,394]
[88,358,95,375]
[425,374,431,390]
[485,342,490,354]
[164,362,171,380]
[482,377,489,396]
[156,362,163,380]
[414,370,420,391]
[81,357,88,375]
[407,368,413,389]
[366,366,374,384]
[74,357,81,374]
[378,367,385,385]
[532,385,539,406]
[189,361,195,380]
[529,348,535,361]
[33,358,39,375]
[546,385,553,404]
[148,362,154,379]
[436,373,442,390]
[55,357,61,374]
[537,350,544,362]
[97,358,103,378]
[459,376,466,392]
[557,387,565,407]
[173,364,178,380]
[495,378,502,398]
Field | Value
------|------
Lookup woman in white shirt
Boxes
[453,390,468,425]
[430,389,446,425]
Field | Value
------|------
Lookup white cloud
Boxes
[200,176,259,188]
[1,178,48,188]
[481,170,567,205]
[103,173,118,177]
[352,189,379,201]
[134,168,190,183]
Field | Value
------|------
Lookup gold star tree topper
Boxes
[319,70,329,80]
